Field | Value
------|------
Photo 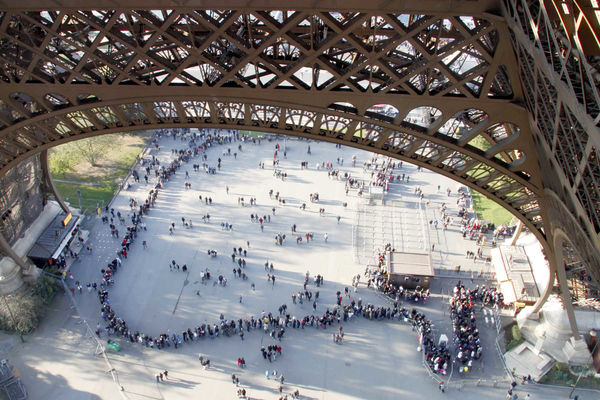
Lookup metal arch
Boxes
[0,8,544,224]
[39,149,70,213]
[0,1,597,332]
[0,95,546,239]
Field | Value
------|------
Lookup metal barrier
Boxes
[421,345,444,385]
[451,377,509,389]
[0,359,26,400]
[54,274,127,398]
[107,144,152,209]
[433,268,495,281]
[63,196,105,215]
[370,287,449,385]
[417,198,431,254]
[495,335,515,381]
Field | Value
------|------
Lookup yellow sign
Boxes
[62,212,72,226]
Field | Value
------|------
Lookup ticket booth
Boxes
[387,251,434,289]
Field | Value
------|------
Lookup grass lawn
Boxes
[239,130,270,138]
[49,132,151,213]
[540,363,600,390]
[470,189,515,226]
[54,181,117,211]
[468,135,493,152]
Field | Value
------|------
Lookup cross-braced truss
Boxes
[0,3,545,241]
[504,0,600,285]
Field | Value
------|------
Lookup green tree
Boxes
[75,136,114,166]
[51,151,73,175]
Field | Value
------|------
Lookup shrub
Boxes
[0,275,63,335]
[0,292,41,334]
[32,275,62,305]
[503,322,523,351]
[511,324,522,342]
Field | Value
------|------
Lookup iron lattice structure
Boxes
[503,0,600,286]
[0,1,598,288]
[0,2,545,235]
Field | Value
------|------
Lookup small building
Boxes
[491,245,541,306]
[27,212,81,268]
[386,251,434,289]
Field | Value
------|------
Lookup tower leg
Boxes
[0,233,26,295]
[40,150,70,213]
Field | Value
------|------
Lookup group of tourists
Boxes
[67,126,516,399]
[368,250,452,375]
[450,282,484,370]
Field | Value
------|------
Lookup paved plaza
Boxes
[0,131,592,400]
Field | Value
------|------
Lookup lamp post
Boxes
[569,330,599,399]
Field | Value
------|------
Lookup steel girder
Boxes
[0,1,504,14]
[0,5,545,240]
[504,0,600,286]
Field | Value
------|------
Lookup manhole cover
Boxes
[345,362,351,367]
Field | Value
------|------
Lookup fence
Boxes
[107,146,152,210]
[0,359,27,400]
[61,277,126,398]
[63,196,105,215]
[416,198,431,254]
[39,270,126,398]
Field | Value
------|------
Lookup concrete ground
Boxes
[0,131,593,400]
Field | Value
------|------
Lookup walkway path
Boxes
[0,130,591,400]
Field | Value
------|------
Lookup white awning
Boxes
[51,217,81,259]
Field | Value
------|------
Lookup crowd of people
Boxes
[89,131,359,350]
[370,249,451,375]
[64,127,514,398]
[449,282,495,371]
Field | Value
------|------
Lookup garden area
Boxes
[504,322,523,351]
[48,132,151,213]
[540,362,600,390]
[0,274,63,335]
[470,189,515,227]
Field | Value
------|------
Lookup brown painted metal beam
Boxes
[39,149,70,213]
[0,1,503,14]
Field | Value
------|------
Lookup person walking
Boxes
[324,233,328,243]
